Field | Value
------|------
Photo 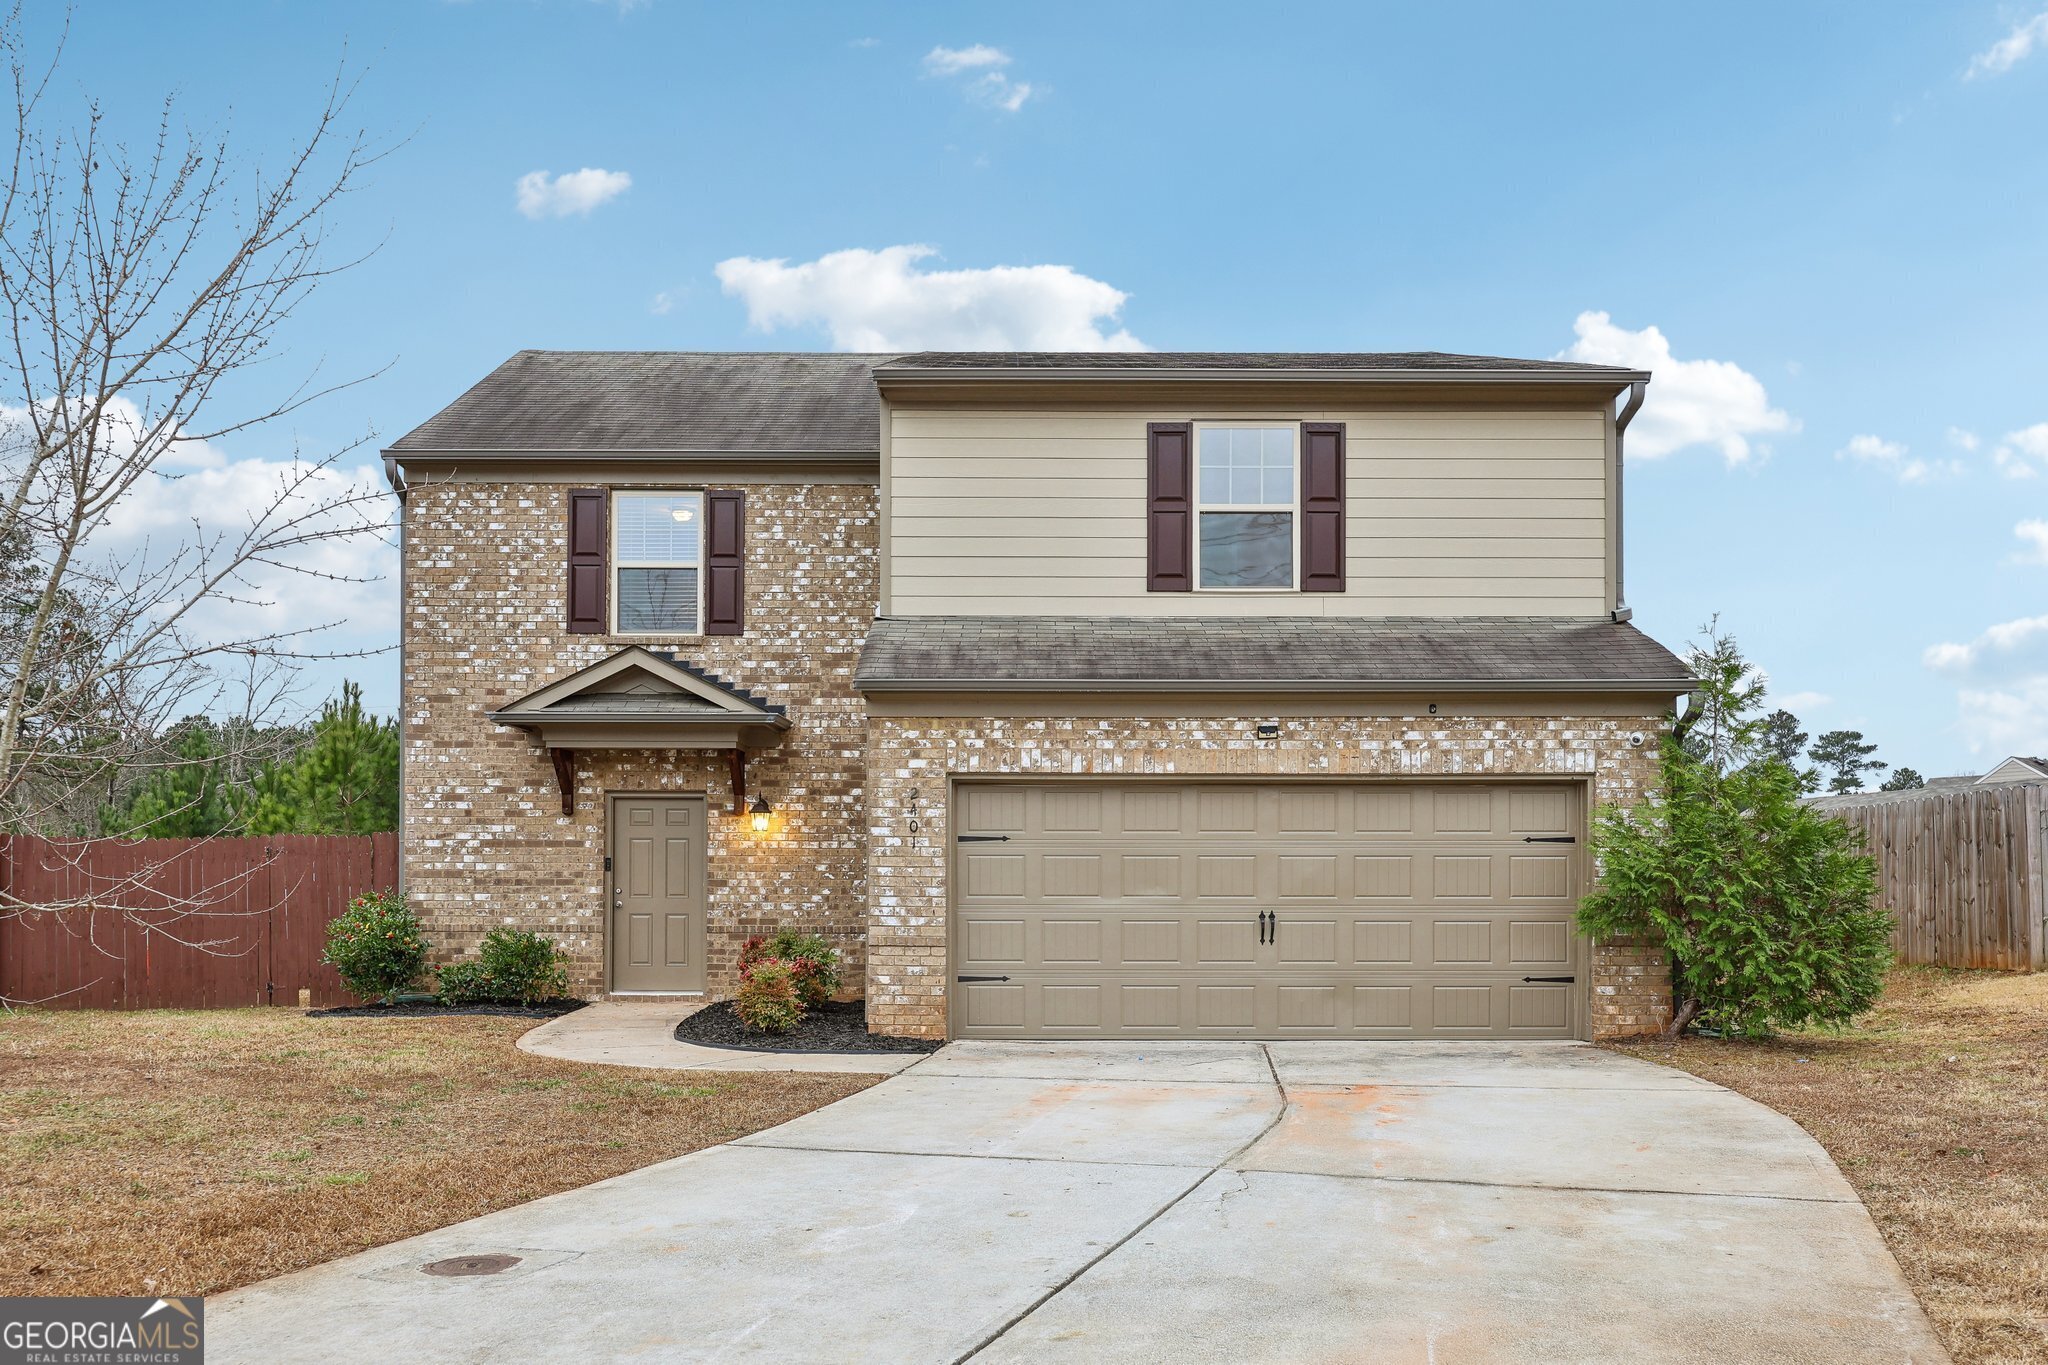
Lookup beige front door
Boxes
[952,780,1585,1040]
[609,794,707,993]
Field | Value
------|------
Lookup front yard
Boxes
[0,1008,876,1297]
[1613,967,2048,1365]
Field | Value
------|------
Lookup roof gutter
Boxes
[1610,379,1647,624]
[855,676,1696,696]
[873,367,1651,387]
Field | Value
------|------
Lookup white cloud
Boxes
[649,291,675,316]
[2,397,396,706]
[1992,422,2048,479]
[1966,7,2048,79]
[1948,426,1981,451]
[2014,519,2048,564]
[1557,311,1797,465]
[1923,613,2048,673]
[515,167,632,219]
[714,244,1147,351]
[924,44,1008,75]
[1777,690,1832,711]
[1955,680,2048,756]
[1833,433,1962,484]
[850,36,881,49]
[923,44,1036,111]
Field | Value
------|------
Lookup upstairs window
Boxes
[613,491,703,633]
[1196,425,1296,589]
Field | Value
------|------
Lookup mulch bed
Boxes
[675,1000,942,1054]
[307,998,589,1020]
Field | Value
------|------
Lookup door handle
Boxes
[1258,911,1274,945]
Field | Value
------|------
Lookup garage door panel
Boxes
[1197,919,1258,963]
[1040,919,1102,964]
[953,781,1583,1040]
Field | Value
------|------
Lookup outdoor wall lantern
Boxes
[750,793,773,833]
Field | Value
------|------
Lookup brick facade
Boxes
[402,479,1671,1037]
[863,713,1673,1041]
[400,479,878,997]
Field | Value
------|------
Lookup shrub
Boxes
[734,957,804,1034]
[476,927,570,1004]
[435,928,570,1005]
[1576,623,1894,1039]
[743,927,841,1007]
[321,891,429,1004]
[435,959,497,1005]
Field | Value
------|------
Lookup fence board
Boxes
[0,833,397,1009]
[1818,785,2045,971]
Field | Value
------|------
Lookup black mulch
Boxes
[307,998,590,1020]
[674,1000,942,1054]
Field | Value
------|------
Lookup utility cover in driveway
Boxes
[953,781,1585,1039]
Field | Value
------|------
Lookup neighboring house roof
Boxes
[875,352,1648,385]
[855,617,1692,693]
[385,351,893,454]
[1977,755,2048,783]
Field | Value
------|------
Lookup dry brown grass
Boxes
[1610,967,2048,1365]
[0,1008,876,1297]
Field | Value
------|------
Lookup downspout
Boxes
[1611,380,1646,624]
[383,455,408,895]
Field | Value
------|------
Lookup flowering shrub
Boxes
[321,891,429,1004]
[734,957,804,1034]
[740,928,841,1007]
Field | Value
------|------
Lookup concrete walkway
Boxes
[209,1041,1947,1364]
[516,999,924,1074]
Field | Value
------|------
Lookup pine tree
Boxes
[1811,729,1887,794]
[288,682,400,835]
[1879,767,1925,792]
[102,721,240,838]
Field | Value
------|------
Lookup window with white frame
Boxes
[1196,425,1296,589]
[613,491,703,632]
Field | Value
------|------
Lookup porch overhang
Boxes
[488,647,789,814]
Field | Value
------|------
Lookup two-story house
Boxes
[385,350,1690,1042]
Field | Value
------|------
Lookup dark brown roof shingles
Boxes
[855,617,1691,692]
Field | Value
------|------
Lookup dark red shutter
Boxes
[704,489,745,636]
[1300,422,1346,592]
[1147,422,1194,592]
[566,488,608,633]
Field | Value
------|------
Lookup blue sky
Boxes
[27,2,2048,778]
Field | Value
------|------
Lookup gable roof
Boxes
[489,647,789,748]
[1978,755,2048,783]
[855,617,1692,694]
[386,351,893,455]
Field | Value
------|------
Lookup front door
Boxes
[609,794,707,993]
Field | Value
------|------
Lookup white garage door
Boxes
[952,780,1585,1039]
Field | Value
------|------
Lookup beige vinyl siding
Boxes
[886,406,1611,617]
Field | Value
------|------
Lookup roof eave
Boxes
[871,367,1652,387]
[854,677,1694,696]
[382,446,880,461]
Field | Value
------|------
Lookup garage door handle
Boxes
[957,834,1011,843]
[957,975,1012,983]
[1522,835,1576,844]
[1522,975,1576,983]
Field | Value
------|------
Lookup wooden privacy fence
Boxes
[1817,783,2046,971]
[0,833,397,1009]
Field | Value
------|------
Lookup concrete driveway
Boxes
[211,1041,1946,1363]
